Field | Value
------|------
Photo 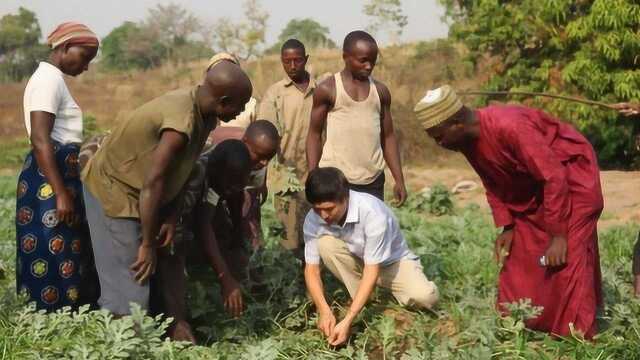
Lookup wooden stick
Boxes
[458,90,618,110]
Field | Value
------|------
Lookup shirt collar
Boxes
[316,190,360,228]
[282,72,317,94]
[282,76,295,86]
[343,190,360,225]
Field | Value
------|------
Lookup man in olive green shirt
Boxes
[82,58,252,315]
[258,39,325,256]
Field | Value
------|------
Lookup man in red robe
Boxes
[415,85,604,338]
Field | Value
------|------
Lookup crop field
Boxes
[0,176,639,359]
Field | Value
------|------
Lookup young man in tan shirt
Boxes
[258,39,322,255]
[306,30,407,206]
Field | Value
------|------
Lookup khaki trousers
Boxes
[317,235,438,309]
[274,191,310,253]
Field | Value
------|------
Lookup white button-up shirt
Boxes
[303,190,417,265]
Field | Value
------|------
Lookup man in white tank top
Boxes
[307,30,407,206]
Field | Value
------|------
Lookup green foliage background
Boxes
[0,176,639,358]
[100,21,211,72]
[100,22,164,71]
[439,0,640,168]
[265,18,337,54]
[0,7,49,82]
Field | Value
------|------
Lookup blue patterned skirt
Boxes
[15,142,91,311]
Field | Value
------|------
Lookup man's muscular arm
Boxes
[376,81,407,206]
[306,77,335,171]
[135,130,187,283]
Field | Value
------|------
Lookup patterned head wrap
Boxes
[206,52,239,72]
[414,85,464,130]
[46,22,99,50]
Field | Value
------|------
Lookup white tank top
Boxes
[319,73,385,185]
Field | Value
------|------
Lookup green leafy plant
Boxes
[0,174,639,358]
[267,163,304,196]
[0,304,192,359]
[440,0,640,168]
[406,184,455,216]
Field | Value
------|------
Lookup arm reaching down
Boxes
[328,264,380,346]
[198,201,244,318]
[376,82,407,206]
[135,129,187,283]
[507,114,571,266]
[304,263,336,337]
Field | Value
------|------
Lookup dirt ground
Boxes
[403,165,640,229]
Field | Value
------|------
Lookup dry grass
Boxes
[0,41,484,165]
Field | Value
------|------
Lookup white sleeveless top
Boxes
[23,62,83,144]
[319,73,386,185]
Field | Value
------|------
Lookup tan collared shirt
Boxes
[82,86,213,218]
[218,97,257,128]
[258,74,318,179]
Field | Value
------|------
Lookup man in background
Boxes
[259,39,322,258]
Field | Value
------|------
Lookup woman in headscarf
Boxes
[16,22,99,311]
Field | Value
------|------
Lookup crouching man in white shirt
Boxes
[303,167,439,346]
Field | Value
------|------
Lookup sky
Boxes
[0,0,449,45]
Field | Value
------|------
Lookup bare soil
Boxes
[403,164,640,229]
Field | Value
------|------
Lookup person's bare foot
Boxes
[169,320,196,344]
[634,274,640,298]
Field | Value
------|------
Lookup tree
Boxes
[0,7,40,53]
[101,22,166,70]
[211,18,246,59]
[0,7,48,82]
[144,3,203,60]
[277,18,336,49]
[440,0,640,168]
[101,3,210,70]
[142,3,211,63]
[363,0,408,43]
[265,18,336,54]
[212,0,269,60]
[243,0,269,58]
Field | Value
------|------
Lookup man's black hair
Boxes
[342,30,377,52]
[208,139,251,177]
[305,167,350,204]
[245,119,280,145]
[281,38,306,55]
